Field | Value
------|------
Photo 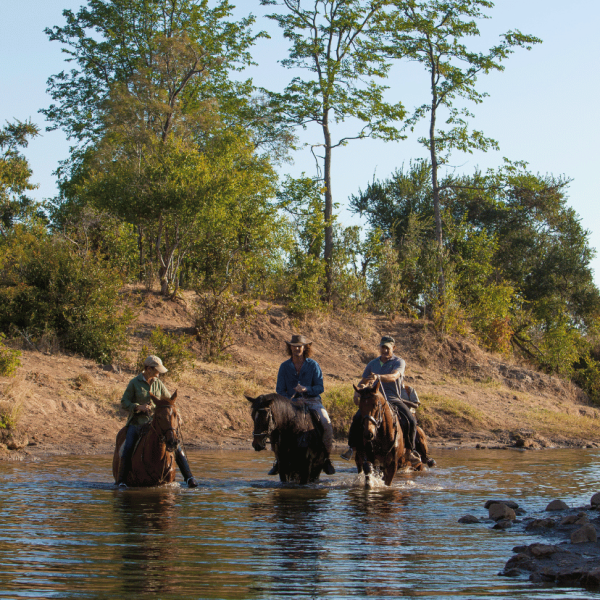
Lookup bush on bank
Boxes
[0,230,135,363]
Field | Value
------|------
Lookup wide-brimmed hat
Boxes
[144,355,168,373]
[285,334,312,346]
[379,335,395,348]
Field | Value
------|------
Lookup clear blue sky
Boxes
[2,1,599,281]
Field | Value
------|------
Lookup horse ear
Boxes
[149,392,160,403]
[170,390,177,402]
[353,384,360,392]
[374,379,381,393]
[244,394,257,403]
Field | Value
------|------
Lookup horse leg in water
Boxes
[415,426,436,467]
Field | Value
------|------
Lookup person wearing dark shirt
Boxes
[342,335,418,460]
[273,334,335,476]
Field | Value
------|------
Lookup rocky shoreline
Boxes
[459,494,600,592]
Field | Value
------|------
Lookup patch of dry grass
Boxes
[523,407,600,440]
[0,374,31,430]
[418,392,487,429]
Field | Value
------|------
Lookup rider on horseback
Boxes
[272,334,336,476]
[342,335,418,461]
[116,355,199,488]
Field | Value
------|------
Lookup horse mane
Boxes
[258,393,313,433]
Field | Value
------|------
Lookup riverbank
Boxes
[1,289,599,461]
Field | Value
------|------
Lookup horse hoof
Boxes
[427,458,436,468]
[363,461,373,475]
[186,477,199,488]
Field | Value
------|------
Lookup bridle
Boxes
[151,405,180,452]
[253,407,274,448]
[361,393,385,430]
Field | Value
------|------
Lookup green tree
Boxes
[384,0,540,294]
[0,120,41,235]
[43,0,262,146]
[261,0,406,299]
[45,0,283,296]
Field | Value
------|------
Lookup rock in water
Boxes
[489,503,516,521]
[545,499,569,511]
[458,515,480,524]
[571,524,598,544]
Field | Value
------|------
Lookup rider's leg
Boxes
[392,400,418,454]
[117,425,139,487]
[175,445,199,488]
[310,402,336,475]
[341,410,361,460]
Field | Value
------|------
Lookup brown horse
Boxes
[112,391,180,487]
[353,380,426,486]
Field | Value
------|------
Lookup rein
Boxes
[253,407,274,442]
[362,392,399,455]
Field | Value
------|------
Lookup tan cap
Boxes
[379,335,395,348]
[144,355,168,373]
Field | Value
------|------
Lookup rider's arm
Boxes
[276,363,291,398]
[378,357,405,384]
[121,380,140,413]
[304,360,324,397]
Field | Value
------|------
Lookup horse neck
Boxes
[144,412,168,459]
[369,393,394,436]
[270,398,295,429]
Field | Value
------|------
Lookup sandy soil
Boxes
[1,288,599,462]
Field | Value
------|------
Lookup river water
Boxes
[0,448,599,599]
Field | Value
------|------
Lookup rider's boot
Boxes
[175,447,199,488]
[268,460,279,475]
[116,457,129,488]
[340,447,353,461]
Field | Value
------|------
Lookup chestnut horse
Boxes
[353,381,427,486]
[246,393,327,484]
[112,391,180,487]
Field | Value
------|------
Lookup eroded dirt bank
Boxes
[1,289,600,461]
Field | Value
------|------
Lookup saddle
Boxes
[297,404,324,448]
[389,401,411,444]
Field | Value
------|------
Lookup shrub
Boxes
[0,233,135,363]
[322,383,356,439]
[195,288,259,361]
[0,335,21,377]
[136,326,194,381]
[0,401,21,430]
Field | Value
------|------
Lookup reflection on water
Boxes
[0,449,599,599]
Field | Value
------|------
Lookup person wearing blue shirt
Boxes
[342,335,418,461]
[272,334,335,476]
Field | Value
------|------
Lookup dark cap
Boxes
[286,334,312,346]
[379,335,395,348]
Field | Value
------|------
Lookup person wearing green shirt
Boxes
[117,355,198,488]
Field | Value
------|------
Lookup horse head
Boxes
[150,390,179,452]
[245,393,275,451]
[353,380,385,442]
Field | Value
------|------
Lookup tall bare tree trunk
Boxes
[323,115,333,301]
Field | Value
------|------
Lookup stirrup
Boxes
[118,482,128,489]
[340,447,353,461]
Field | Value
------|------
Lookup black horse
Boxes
[245,393,328,484]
